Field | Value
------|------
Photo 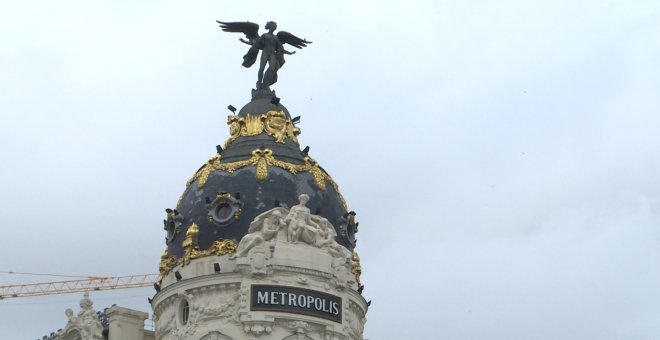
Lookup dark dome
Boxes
[165,93,355,258]
[238,96,291,118]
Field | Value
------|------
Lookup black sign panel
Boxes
[251,285,342,323]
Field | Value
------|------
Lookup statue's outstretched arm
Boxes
[282,48,296,55]
[239,38,253,46]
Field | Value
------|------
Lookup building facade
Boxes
[43,23,367,339]
[151,88,367,340]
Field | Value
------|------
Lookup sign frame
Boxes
[250,284,343,323]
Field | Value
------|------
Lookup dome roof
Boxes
[164,92,356,259]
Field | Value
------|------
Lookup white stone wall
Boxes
[106,306,149,340]
[152,218,367,340]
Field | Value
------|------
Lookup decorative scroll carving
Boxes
[242,321,273,336]
[170,292,200,339]
[224,110,301,148]
[154,311,176,339]
[198,290,240,322]
[285,320,312,339]
[58,293,104,340]
[346,300,367,339]
[185,148,347,210]
[282,333,314,340]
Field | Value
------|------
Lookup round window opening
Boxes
[180,300,190,325]
[214,203,234,223]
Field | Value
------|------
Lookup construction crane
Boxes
[0,271,158,300]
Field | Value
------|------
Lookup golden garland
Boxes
[184,148,348,210]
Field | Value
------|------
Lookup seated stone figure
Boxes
[234,194,350,265]
[284,194,323,244]
[233,208,286,258]
[58,293,104,340]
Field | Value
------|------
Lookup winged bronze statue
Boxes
[216,21,312,91]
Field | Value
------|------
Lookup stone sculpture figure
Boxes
[233,208,287,258]
[78,293,104,340]
[63,308,81,334]
[311,215,337,248]
[234,194,353,281]
[216,20,311,91]
[59,293,103,340]
[283,194,320,244]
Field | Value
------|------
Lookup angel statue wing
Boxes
[216,20,312,90]
[276,31,312,49]
[216,21,260,44]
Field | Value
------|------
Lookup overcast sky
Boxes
[1,1,660,339]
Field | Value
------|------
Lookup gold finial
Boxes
[182,223,201,265]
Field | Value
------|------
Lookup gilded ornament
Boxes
[254,149,270,180]
[263,110,288,143]
[207,239,238,256]
[351,252,362,286]
[217,192,231,200]
[244,114,264,135]
[228,116,242,139]
[223,111,301,148]
[182,223,201,265]
[304,156,326,190]
[157,239,238,286]
[184,148,348,210]
[286,121,301,144]
[186,156,222,189]
[158,248,178,283]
